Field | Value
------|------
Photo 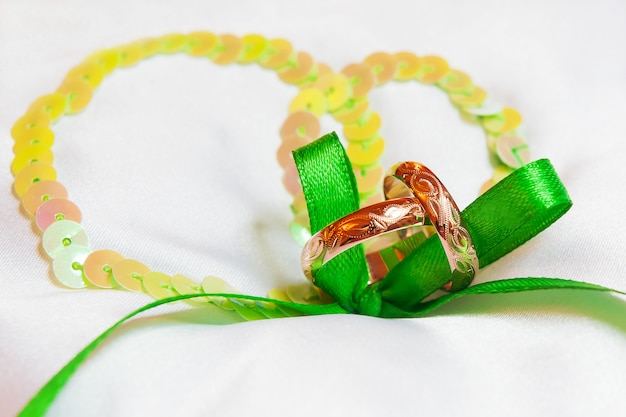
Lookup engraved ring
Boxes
[384,162,479,292]
[301,197,427,284]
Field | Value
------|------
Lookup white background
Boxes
[1,0,626,416]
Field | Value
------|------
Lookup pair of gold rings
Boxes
[301,161,479,292]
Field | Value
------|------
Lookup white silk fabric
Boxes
[1,1,625,416]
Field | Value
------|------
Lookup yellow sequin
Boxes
[341,63,374,98]
[394,52,423,81]
[416,55,450,84]
[449,86,487,107]
[86,49,119,75]
[21,180,68,216]
[211,34,243,65]
[496,134,530,169]
[188,31,218,57]
[238,34,267,64]
[158,33,189,54]
[313,73,351,111]
[438,69,473,93]
[83,249,124,288]
[170,274,210,306]
[364,52,397,86]
[13,127,55,154]
[288,89,327,117]
[14,162,57,196]
[278,52,315,85]
[134,37,162,58]
[66,61,105,88]
[347,137,385,167]
[11,110,52,141]
[112,258,151,292]
[143,271,178,299]
[280,110,320,142]
[332,97,370,123]
[260,38,293,69]
[117,43,144,67]
[202,276,236,310]
[11,145,54,175]
[299,62,333,89]
[343,112,381,142]
[482,107,522,134]
[56,78,93,114]
[27,94,67,122]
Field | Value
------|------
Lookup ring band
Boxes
[384,162,479,292]
[301,197,426,283]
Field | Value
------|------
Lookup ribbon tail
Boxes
[380,277,626,318]
[17,293,346,417]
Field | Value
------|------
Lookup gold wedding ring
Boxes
[301,197,427,284]
[384,162,478,291]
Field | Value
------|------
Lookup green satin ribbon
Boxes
[18,132,625,416]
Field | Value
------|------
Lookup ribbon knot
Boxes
[353,286,383,317]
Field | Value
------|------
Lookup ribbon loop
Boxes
[379,158,572,310]
[293,132,371,313]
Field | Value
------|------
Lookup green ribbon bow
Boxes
[294,132,579,317]
[19,132,625,417]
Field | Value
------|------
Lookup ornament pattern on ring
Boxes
[395,163,478,287]
[302,198,425,281]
